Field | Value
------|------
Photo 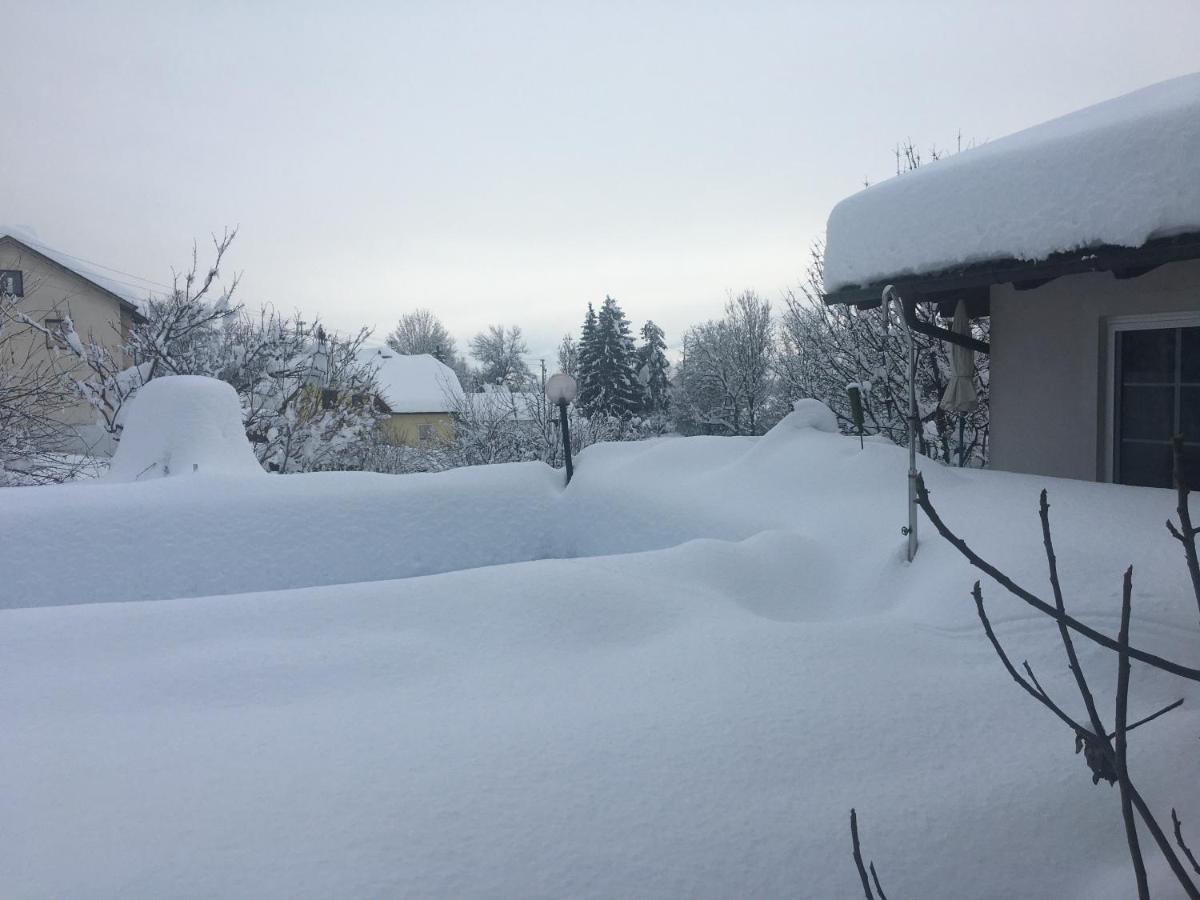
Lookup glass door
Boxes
[1115,325,1200,487]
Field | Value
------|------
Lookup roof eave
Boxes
[822,231,1200,312]
[0,234,149,321]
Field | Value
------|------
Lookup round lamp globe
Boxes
[545,373,578,405]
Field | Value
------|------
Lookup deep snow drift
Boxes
[3,408,1198,898]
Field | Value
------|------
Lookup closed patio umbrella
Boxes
[940,300,978,465]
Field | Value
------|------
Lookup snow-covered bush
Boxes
[106,376,264,481]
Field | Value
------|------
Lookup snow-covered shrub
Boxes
[106,376,264,481]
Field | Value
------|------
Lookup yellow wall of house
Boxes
[380,412,456,447]
[0,238,132,441]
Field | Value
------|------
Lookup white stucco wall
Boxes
[989,258,1200,481]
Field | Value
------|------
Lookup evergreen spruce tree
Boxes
[591,296,642,418]
[637,319,671,415]
[576,303,602,417]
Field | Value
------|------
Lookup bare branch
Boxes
[1173,810,1200,878]
[1116,566,1150,899]
[1168,434,1200,618]
[1111,698,1184,739]
[915,473,1200,681]
[1040,490,1108,744]
[849,808,884,900]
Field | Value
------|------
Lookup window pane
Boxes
[1119,440,1172,488]
[1182,327,1200,383]
[1121,385,1175,441]
[1183,445,1200,489]
[1182,387,1200,443]
[1121,328,1176,383]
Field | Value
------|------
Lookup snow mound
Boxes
[823,72,1200,291]
[781,398,839,433]
[107,376,264,481]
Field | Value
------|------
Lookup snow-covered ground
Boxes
[3,405,1198,897]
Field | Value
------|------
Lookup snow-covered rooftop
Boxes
[358,348,465,413]
[823,73,1200,293]
[0,226,156,311]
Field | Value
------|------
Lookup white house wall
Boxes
[989,258,1200,481]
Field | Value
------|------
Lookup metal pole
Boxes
[559,399,573,485]
[906,335,919,562]
[884,285,919,561]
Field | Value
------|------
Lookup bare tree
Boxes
[726,291,774,434]
[557,332,578,379]
[0,289,96,484]
[778,242,990,465]
[676,291,777,435]
[383,308,472,387]
[469,324,530,389]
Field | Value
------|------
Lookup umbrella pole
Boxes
[958,415,965,467]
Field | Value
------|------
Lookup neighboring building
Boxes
[821,74,1200,488]
[358,348,465,446]
[0,228,148,453]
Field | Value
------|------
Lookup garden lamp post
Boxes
[545,373,578,485]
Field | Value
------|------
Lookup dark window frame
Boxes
[1113,322,1200,487]
[0,269,24,297]
[42,316,64,350]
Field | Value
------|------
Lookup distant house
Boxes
[0,228,147,452]
[821,74,1200,488]
[358,349,465,447]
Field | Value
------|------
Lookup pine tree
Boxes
[576,303,602,416]
[637,319,670,415]
[590,296,642,418]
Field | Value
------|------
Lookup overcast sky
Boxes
[5,1,1199,360]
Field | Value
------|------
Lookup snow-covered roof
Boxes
[0,226,155,313]
[357,349,465,413]
[823,73,1200,293]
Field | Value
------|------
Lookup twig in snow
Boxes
[1116,566,1150,899]
[1166,435,1200,619]
[1173,810,1200,878]
[850,808,888,900]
